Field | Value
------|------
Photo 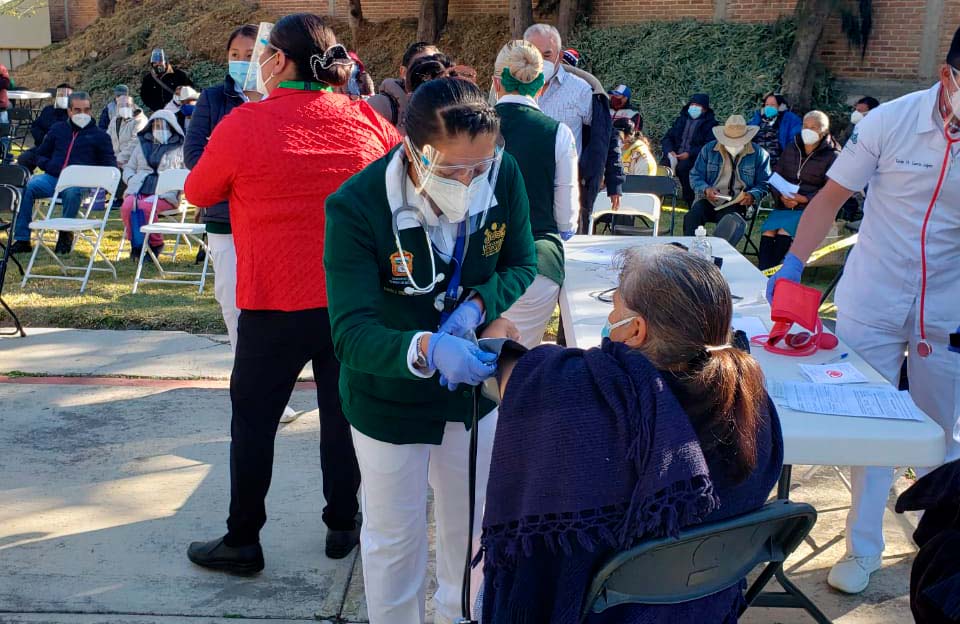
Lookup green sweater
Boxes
[496,102,564,285]
[324,147,537,445]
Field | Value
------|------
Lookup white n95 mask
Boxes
[801,129,821,145]
[423,174,489,223]
[850,110,864,125]
[71,113,92,128]
[725,144,744,157]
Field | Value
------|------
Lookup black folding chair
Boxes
[0,184,26,336]
[0,163,31,189]
[621,175,681,235]
[580,500,828,623]
[7,107,34,152]
[714,213,747,247]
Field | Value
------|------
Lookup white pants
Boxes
[351,412,497,624]
[838,306,960,557]
[502,274,561,349]
[208,232,240,351]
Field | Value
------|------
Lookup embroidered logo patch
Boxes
[482,222,506,257]
[390,251,413,277]
[849,131,858,145]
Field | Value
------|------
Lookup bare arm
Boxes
[788,179,855,261]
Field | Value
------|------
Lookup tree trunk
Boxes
[782,0,835,110]
[417,0,438,42]
[348,0,363,46]
[557,0,577,41]
[435,0,449,39]
[97,0,117,17]
[509,0,533,40]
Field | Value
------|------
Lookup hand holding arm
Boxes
[438,299,484,338]
[426,332,498,391]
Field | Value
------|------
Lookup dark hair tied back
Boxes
[405,78,500,148]
[270,13,351,87]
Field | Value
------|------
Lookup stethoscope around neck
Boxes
[916,123,960,357]
[390,152,501,298]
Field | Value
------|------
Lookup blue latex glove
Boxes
[438,299,483,338]
[427,332,497,391]
[766,252,804,303]
[560,230,576,241]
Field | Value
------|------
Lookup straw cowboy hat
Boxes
[713,115,759,147]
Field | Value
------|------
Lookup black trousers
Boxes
[674,157,696,206]
[226,307,361,546]
[683,198,746,236]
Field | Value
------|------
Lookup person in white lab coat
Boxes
[768,26,960,595]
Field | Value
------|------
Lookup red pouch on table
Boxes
[752,280,838,356]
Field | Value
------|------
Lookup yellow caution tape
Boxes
[760,233,859,277]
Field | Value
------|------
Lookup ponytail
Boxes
[270,13,353,87]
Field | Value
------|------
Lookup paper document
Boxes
[779,381,924,421]
[567,246,619,265]
[733,316,768,340]
[769,172,800,199]
[714,191,748,210]
[799,363,868,384]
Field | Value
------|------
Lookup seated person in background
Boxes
[748,92,802,167]
[30,83,72,145]
[11,91,116,256]
[404,55,452,94]
[660,93,717,205]
[120,110,185,261]
[608,83,641,129]
[616,118,657,176]
[480,245,784,623]
[97,84,129,130]
[562,48,580,67]
[367,41,439,130]
[759,111,839,270]
[840,96,880,147]
[165,86,200,133]
[685,115,770,236]
[109,94,149,168]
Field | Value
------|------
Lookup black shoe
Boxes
[54,232,74,255]
[9,240,31,254]
[325,514,361,560]
[187,536,264,575]
[150,244,164,257]
[130,248,142,263]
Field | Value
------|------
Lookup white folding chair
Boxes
[21,165,121,293]
[589,192,661,236]
[116,194,196,261]
[132,168,210,294]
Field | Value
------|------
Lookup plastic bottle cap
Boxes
[695,226,707,237]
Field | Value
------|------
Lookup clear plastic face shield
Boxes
[116,95,134,119]
[152,119,172,144]
[55,87,72,109]
[243,22,275,93]
[150,48,167,74]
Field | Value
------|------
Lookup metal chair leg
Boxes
[0,295,25,337]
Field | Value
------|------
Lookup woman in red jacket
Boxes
[184,13,401,574]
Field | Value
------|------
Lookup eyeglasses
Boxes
[413,138,505,183]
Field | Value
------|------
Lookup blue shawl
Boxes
[480,340,782,623]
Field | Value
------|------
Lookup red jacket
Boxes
[186,88,401,311]
[0,64,10,110]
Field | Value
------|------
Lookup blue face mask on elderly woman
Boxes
[601,315,637,340]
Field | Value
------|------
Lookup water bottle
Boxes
[691,225,712,259]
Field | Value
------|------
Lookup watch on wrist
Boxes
[415,334,429,369]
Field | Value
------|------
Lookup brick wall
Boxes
[49,0,100,41]
[50,0,960,82]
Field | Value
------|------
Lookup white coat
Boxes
[109,109,149,168]
[122,109,185,207]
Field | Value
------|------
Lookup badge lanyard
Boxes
[439,221,468,326]
[917,126,960,357]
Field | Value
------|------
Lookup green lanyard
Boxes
[278,81,333,92]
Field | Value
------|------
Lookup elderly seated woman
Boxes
[120,110,186,260]
[759,110,840,270]
[478,245,783,623]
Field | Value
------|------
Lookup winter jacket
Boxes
[366,78,407,129]
[139,67,193,113]
[623,138,658,175]
[31,105,68,144]
[770,134,840,209]
[123,110,185,206]
[0,63,10,110]
[561,65,620,231]
[748,110,802,155]
[32,119,116,177]
[97,101,117,130]
[183,74,247,225]
[661,102,718,162]
[109,109,149,168]
[690,140,771,205]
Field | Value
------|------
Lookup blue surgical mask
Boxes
[688,105,703,119]
[181,103,196,117]
[229,60,251,86]
[600,315,637,340]
[763,105,779,119]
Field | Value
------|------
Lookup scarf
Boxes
[481,341,718,622]
[137,132,182,196]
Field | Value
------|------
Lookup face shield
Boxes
[150,48,167,74]
[152,119,172,144]
[55,87,72,109]
[243,22,275,93]
[116,95,134,119]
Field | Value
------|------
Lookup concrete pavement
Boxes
[0,329,924,623]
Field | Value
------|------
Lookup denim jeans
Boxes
[13,173,85,241]
[0,110,10,165]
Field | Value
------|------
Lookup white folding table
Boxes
[558,235,946,622]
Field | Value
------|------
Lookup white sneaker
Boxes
[827,553,882,594]
[279,405,301,424]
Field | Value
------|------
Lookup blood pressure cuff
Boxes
[477,338,528,404]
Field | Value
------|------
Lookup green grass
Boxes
[2,203,842,336]
[3,212,225,333]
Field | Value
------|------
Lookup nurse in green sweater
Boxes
[493,40,580,348]
[323,78,536,623]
